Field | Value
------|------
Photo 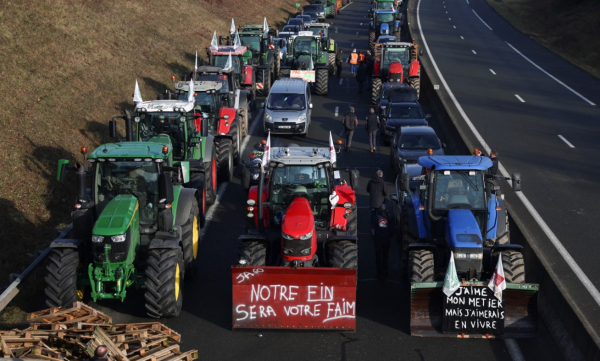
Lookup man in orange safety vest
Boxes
[348,49,358,75]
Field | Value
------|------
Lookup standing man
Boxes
[374,204,394,280]
[356,62,367,94]
[348,49,358,75]
[366,50,374,89]
[336,49,344,80]
[489,149,499,176]
[365,107,379,152]
[342,107,358,151]
[367,169,388,233]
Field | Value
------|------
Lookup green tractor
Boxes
[310,0,341,18]
[279,33,330,95]
[45,123,202,318]
[303,23,338,75]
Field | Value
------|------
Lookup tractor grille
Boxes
[282,237,312,257]
[92,231,130,263]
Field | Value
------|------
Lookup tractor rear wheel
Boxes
[409,249,435,282]
[145,248,184,318]
[215,138,233,182]
[274,49,281,80]
[315,68,329,95]
[241,168,252,190]
[329,241,358,269]
[180,197,200,279]
[256,68,270,97]
[369,30,376,52]
[408,72,421,99]
[45,248,80,308]
[231,123,241,166]
[371,77,382,105]
[279,67,291,79]
[204,151,217,205]
[501,251,525,284]
[238,241,266,266]
[240,103,249,139]
[328,52,336,75]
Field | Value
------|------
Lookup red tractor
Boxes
[206,44,257,105]
[372,41,421,104]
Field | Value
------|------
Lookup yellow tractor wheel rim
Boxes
[192,216,199,259]
[77,287,84,301]
[175,263,181,301]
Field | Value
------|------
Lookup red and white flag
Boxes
[488,254,507,300]
[261,132,271,168]
[329,131,337,165]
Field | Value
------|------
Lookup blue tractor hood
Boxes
[380,23,390,35]
[446,209,483,248]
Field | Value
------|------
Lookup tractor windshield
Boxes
[95,161,159,225]
[382,48,409,70]
[271,164,330,227]
[293,37,318,56]
[432,170,485,210]
[135,112,190,159]
[240,35,261,52]
[306,27,328,37]
[376,13,394,24]
[212,55,241,72]
[378,2,395,10]
[197,74,230,93]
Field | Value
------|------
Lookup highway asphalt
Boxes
[413,0,600,344]
[81,0,564,359]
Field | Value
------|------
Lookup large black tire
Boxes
[274,49,281,80]
[204,151,217,206]
[188,173,206,228]
[328,52,336,75]
[279,67,291,79]
[371,77,382,105]
[329,241,358,269]
[238,241,266,266]
[180,197,200,278]
[230,123,241,166]
[408,72,421,99]
[369,30,376,52]
[409,249,435,282]
[144,248,184,318]
[315,68,328,95]
[346,204,358,236]
[501,251,526,284]
[45,248,80,308]
[241,168,252,190]
[215,138,233,182]
[256,68,270,97]
[240,103,249,139]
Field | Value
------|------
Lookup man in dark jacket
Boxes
[335,49,344,80]
[355,62,367,94]
[374,203,395,280]
[365,51,374,89]
[342,107,358,150]
[367,169,388,233]
[489,149,499,176]
[365,107,379,152]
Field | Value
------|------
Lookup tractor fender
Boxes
[242,65,254,85]
[266,51,274,67]
[238,93,249,110]
[316,64,329,71]
[491,244,523,255]
[409,60,420,77]
[218,107,237,134]
[175,188,197,227]
[203,134,216,162]
[148,237,180,250]
[407,242,436,252]
[327,235,359,245]
[238,234,268,247]
[49,238,81,248]
[490,196,508,239]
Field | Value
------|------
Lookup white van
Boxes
[262,78,313,136]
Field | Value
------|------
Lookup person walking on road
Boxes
[336,49,344,80]
[367,169,388,233]
[348,49,358,75]
[365,107,380,152]
[374,203,394,280]
[342,107,358,151]
[356,62,367,94]
[489,149,499,176]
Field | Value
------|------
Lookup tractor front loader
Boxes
[393,155,538,337]
[232,142,361,330]
[372,42,421,103]
[46,128,201,318]
[279,33,330,95]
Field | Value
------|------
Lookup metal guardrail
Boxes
[0,224,73,312]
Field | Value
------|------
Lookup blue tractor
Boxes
[394,155,538,337]
[369,9,401,50]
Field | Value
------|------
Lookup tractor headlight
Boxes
[92,235,104,243]
[111,234,126,243]
[282,232,294,240]
[455,253,482,260]
[344,202,352,208]
[299,230,313,240]
[301,247,311,256]
[284,248,293,255]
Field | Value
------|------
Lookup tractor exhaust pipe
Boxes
[76,164,87,204]
[124,110,133,142]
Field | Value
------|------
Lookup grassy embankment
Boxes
[0,0,305,327]
[486,0,600,79]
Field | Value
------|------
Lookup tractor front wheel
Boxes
[328,52,336,75]
[45,248,80,308]
[500,251,526,284]
[238,241,266,266]
[409,249,435,282]
[279,67,291,79]
[315,68,329,95]
[369,30,376,52]
[329,241,358,269]
[408,72,421,99]
[371,77,382,105]
[145,248,184,318]
[203,151,217,205]
[231,123,241,166]
[256,68,270,97]
[241,168,252,190]
[215,138,233,183]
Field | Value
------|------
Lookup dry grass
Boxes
[486,0,600,79]
[0,0,305,285]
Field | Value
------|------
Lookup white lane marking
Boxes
[335,106,339,117]
[506,42,596,106]
[490,69,496,75]
[201,108,263,238]
[558,135,575,148]
[504,339,525,361]
[360,23,363,26]
[453,25,456,29]
[472,9,493,30]
[515,94,525,102]
[472,50,477,54]
[339,79,343,85]
[351,43,354,47]
[356,31,359,35]
[340,1,353,10]
[466,0,469,3]
[446,11,448,13]
[418,0,600,313]
[449,17,451,20]
[460,36,464,39]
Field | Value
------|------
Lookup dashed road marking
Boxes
[490,69,496,75]
[515,94,525,102]
[558,135,575,148]
[472,50,477,54]
[460,36,464,39]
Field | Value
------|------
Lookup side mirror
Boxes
[309,103,313,109]
[348,169,360,190]
[261,102,265,108]
[391,193,398,202]
[511,173,521,192]
[425,114,432,119]
[109,120,117,138]
[399,172,410,192]
[158,173,175,204]
[57,159,69,182]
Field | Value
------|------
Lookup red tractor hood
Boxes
[282,198,314,238]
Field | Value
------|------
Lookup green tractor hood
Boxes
[93,195,139,236]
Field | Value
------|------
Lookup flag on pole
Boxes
[261,132,271,167]
[187,79,195,103]
[133,79,143,103]
[223,52,233,71]
[263,17,268,33]
[329,131,337,165]
[234,31,241,47]
[230,18,236,34]
[443,252,461,297]
[194,51,198,72]
[210,30,218,50]
[488,254,507,300]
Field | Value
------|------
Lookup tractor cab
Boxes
[303,23,333,52]
[290,35,319,69]
[236,24,278,65]
[372,10,396,35]
[375,42,412,79]
[174,80,225,137]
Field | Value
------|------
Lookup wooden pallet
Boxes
[28,302,112,325]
